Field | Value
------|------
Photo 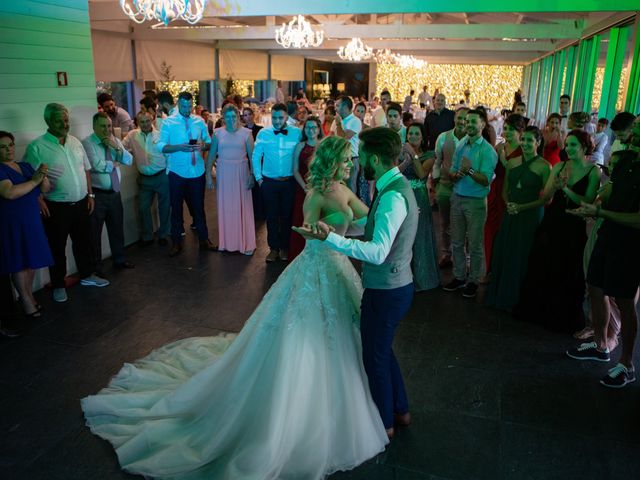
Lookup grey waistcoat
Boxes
[362,173,419,290]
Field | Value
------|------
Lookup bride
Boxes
[81,136,389,479]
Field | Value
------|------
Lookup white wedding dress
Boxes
[81,211,388,480]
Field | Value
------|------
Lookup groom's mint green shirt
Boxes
[325,167,408,265]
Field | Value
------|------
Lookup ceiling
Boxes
[88,2,635,65]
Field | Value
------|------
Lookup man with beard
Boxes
[97,93,134,137]
[296,127,419,438]
[443,109,497,299]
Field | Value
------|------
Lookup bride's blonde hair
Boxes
[307,136,350,193]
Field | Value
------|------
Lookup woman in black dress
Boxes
[514,130,600,333]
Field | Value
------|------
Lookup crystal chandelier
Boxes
[375,49,428,68]
[337,38,373,62]
[275,15,324,49]
[120,0,207,26]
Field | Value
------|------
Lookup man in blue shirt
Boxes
[443,109,498,298]
[158,92,217,256]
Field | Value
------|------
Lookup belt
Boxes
[45,196,88,206]
[93,187,116,194]
[453,192,484,199]
[263,176,293,182]
[140,170,165,177]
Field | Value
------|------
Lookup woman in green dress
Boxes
[485,126,551,311]
[399,122,440,291]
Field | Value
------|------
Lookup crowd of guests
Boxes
[1,86,639,389]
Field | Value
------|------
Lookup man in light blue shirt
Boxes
[252,103,301,263]
[443,109,498,298]
[158,92,216,256]
[83,112,134,271]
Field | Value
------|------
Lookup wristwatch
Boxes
[466,168,476,176]
[88,193,96,198]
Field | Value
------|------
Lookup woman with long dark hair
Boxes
[289,116,324,261]
[485,126,550,311]
[514,130,600,332]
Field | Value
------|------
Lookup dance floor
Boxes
[2,190,639,480]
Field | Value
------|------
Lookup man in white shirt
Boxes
[370,91,391,128]
[276,81,285,104]
[335,96,362,193]
[294,127,419,439]
[591,118,610,166]
[123,111,170,246]
[418,86,432,109]
[559,94,571,132]
[158,91,216,256]
[97,93,134,137]
[433,107,469,267]
[83,112,134,272]
[24,103,109,303]
[252,103,302,263]
[601,111,636,171]
[386,102,406,143]
[403,90,415,113]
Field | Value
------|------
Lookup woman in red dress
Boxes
[484,114,526,274]
[288,116,324,261]
[542,113,564,167]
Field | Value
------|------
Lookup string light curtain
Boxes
[376,63,524,110]
[592,66,627,112]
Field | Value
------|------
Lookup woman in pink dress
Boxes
[289,116,323,262]
[206,104,256,255]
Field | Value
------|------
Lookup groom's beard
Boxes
[363,163,376,181]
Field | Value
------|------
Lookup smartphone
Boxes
[189,139,198,145]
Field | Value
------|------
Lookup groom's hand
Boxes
[292,221,333,241]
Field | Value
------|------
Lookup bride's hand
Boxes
[292,221,334,241]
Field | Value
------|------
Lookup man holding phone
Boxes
[158,91,217,256]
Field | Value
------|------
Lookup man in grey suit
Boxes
[298,127,419,439]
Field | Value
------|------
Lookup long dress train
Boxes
[81,213,388,480]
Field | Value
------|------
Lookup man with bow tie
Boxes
[252,103,301,263]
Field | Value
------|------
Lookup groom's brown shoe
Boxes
[395,412,411,427]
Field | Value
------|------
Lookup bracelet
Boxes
[466,168,475,177]
[88,193,95,198]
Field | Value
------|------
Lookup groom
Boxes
[297,127,418,438]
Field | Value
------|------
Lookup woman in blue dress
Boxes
[0,131,53,318]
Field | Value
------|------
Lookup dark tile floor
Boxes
[2,194,639,480]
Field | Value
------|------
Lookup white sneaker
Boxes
[80,274,110,287]
[53,288,68,303]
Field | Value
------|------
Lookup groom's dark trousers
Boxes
[360,283,414,429]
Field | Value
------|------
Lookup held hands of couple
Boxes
[292,221,335,241]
